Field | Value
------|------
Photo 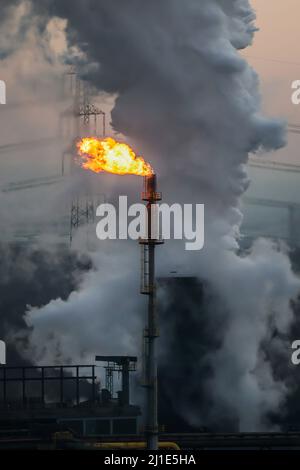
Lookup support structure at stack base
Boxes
[139,173,163,450]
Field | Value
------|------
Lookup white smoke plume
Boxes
[3,0,300,431]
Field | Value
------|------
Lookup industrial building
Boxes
[0,358,141,443]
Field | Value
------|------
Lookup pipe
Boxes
[82,441,181,450]
[122,358,130,405]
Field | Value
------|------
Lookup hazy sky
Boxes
[251,0,300,64]
[242,0,300,208]
[247,0,300,125]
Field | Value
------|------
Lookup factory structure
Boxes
[0,360,141,440]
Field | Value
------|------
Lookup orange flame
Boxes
[77,137,153,176]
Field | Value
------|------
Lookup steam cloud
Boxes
[1,0,300,431]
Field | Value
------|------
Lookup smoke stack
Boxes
[140,173,163,450]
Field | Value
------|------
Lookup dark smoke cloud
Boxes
[0,243,95,402]
[0,0,21,19]
[0,243,91,364]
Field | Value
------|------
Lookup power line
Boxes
[243,196,300,210]
[0,137,61,154]
[0,175,62,193]
[244,55,300,67]
[248,159,300,173]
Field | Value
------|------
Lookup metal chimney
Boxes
[139,173,163,450]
